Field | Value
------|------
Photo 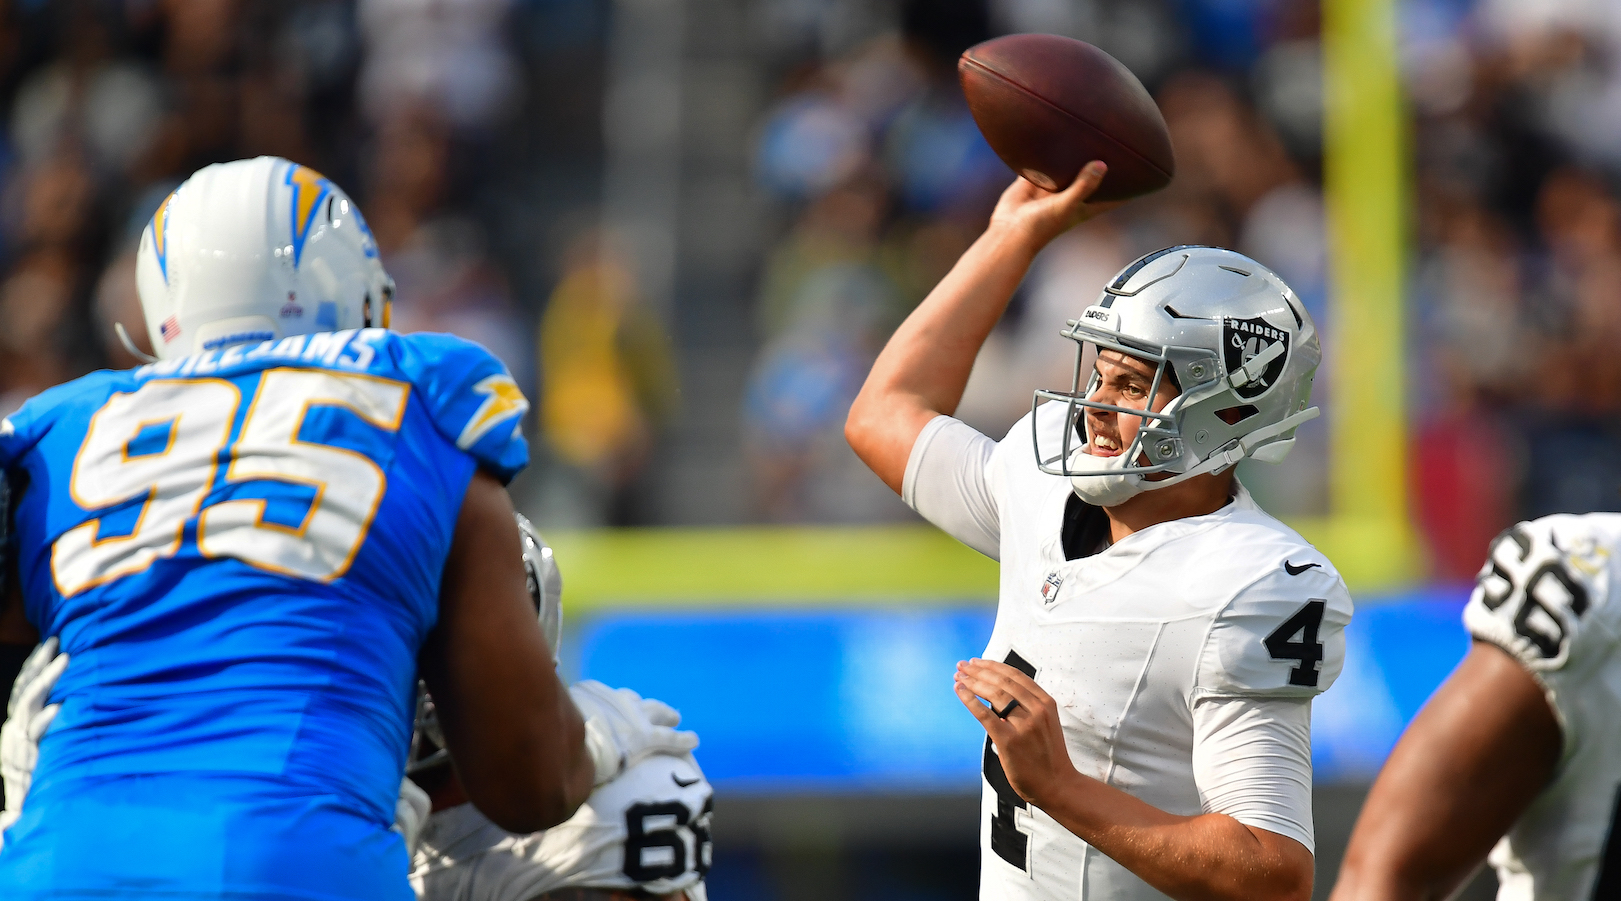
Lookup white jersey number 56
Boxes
[51,370,408,596]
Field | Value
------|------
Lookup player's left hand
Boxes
[955,658,1075,808]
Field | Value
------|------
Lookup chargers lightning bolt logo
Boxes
[286,165,334,267]
[150,191,175,283]
[457,375,530,450]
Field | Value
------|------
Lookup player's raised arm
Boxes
[419,471,594,834]
[844,162,1117,493]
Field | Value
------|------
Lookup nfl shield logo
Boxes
[159,316,181,343]
[1040,572,1063,605]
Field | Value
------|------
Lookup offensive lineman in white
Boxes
[1330,515,1621,900]
[846,161,1352,901]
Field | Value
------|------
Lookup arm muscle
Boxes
[418,471,594,834]
[1329,642,1560,901]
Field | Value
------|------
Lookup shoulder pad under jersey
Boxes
[1464,516,1617,674]
[1196,562,1353,699]
[388,332,531,483]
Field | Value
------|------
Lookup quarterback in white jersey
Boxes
[847,162,1350,900]
[1332,515,1621,901]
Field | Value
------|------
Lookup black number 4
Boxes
[1264,600,1326,687]
[984,649,1037,872]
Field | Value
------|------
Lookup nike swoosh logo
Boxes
[1284,560,1320,576]
[672,774,701,788]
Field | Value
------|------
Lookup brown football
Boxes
[959,34,1174,202]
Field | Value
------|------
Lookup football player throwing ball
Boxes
[847,163,1352,901]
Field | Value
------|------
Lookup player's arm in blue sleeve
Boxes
[393,332,531,483]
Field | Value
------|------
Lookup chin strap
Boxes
[1142,405,1322,492]
[114,323,160,364]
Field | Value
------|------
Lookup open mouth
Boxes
[1087,433,1123,457]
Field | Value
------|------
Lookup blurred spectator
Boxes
[3,0,1621,560]
[538,231,677,525]
[358,0,520,132]
[741,0,1006,522]
[0,0,552,468]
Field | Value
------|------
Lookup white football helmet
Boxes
[408,514,563,775]
[1037,245,1321,498]
[132,155,393,360]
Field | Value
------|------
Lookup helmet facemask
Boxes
[1035,316,1214,493]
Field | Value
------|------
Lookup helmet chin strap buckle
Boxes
[114,322,160,364]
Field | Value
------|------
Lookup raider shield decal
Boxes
[1223,316,1290,399]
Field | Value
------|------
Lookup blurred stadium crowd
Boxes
[3,0,1621,582]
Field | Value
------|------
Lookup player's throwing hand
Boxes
[987,161,1121,250]
[954,659,1074,809]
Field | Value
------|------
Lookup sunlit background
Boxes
[2,0,1619,898]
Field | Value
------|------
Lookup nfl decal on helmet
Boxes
[1033,245,1321,506]
[133,156,394,360]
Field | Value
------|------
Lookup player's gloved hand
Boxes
[1,637,69,846]
[569,680,699,786]
[391,775,431,856]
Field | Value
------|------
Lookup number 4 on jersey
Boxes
[984,649,1037,872]
[1264,600,1326,687]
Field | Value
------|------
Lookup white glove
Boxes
[1,637,69,848]
[391,776,431,856]
[568,680,699,786]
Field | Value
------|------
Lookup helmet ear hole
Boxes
[1215,405,1259,425]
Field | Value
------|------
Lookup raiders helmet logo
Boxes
[1223,316,1290,399]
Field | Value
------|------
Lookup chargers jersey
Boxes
[903,405,1353,900]
[0,328,529,900]
[410,753,712,901]
[1463,515,1621,901]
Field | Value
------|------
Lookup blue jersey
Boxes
[0,329,529,899]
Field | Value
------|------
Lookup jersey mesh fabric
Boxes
[0,330,528,899]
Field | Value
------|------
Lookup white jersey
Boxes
[903,407,1353,901]
[410,753,712,901]
[1463,514,1621,901]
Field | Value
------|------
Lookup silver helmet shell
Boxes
[408,513,564,775]
[1035,245,1321,488]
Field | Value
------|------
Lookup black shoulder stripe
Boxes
[1107,244,1206,295]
